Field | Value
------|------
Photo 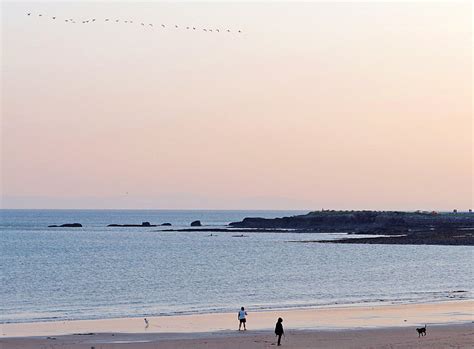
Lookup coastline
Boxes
[2,300,472,337]
[1,301,472,348]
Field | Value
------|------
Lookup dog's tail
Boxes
[425,324,427,329]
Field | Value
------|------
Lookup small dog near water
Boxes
[416,324,427,337]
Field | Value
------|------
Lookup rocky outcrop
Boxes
[229,211,474,234]
[190,220,202,227]
[158,228,288,232]
[300,230,474,246]
[160,223,172,226]
[48,223,82,228]
[107,222,156,227]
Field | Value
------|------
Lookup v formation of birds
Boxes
[27,12,242,34]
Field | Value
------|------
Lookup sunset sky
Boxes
[1,2,472,210]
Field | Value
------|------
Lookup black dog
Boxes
[416,324,427,337]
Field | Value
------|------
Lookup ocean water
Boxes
[1,209,472,323]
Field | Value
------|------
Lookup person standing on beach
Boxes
[238,307,248,330]
[275,317,284,346]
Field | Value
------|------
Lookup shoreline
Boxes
[2,299,472,338]
[2,296,470,325]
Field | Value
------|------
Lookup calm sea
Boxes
[1,209,472,323]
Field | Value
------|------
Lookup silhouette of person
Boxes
[275,317,284,346]
[238,307,247,330]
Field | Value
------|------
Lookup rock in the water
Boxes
[107,222,157,227]
[191,220,202,227]
[48,223,82,228]
[161,223,172,226]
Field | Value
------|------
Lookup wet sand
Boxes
[1,300,473,348]
[1,324,473,348]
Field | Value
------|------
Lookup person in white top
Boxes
[238,306,248,330]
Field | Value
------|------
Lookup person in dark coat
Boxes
[275,317,284,346]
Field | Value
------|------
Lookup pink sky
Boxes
[1,2,472,210]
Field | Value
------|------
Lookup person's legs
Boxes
[243,320,246,330]
[238,320,241,330]
[277,334,282,346]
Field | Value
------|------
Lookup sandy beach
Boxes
[1,300,472,348]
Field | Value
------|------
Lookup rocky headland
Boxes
[229,210,474,246]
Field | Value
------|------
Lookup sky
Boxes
[1,1,472,210]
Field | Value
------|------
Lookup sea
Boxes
[1,209,472,323]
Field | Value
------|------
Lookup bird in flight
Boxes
[26,12,243,36]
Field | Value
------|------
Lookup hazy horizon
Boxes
[1,2,472,211]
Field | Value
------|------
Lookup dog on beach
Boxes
[416,324,426,337]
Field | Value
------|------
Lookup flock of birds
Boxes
[27,12,242,34]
